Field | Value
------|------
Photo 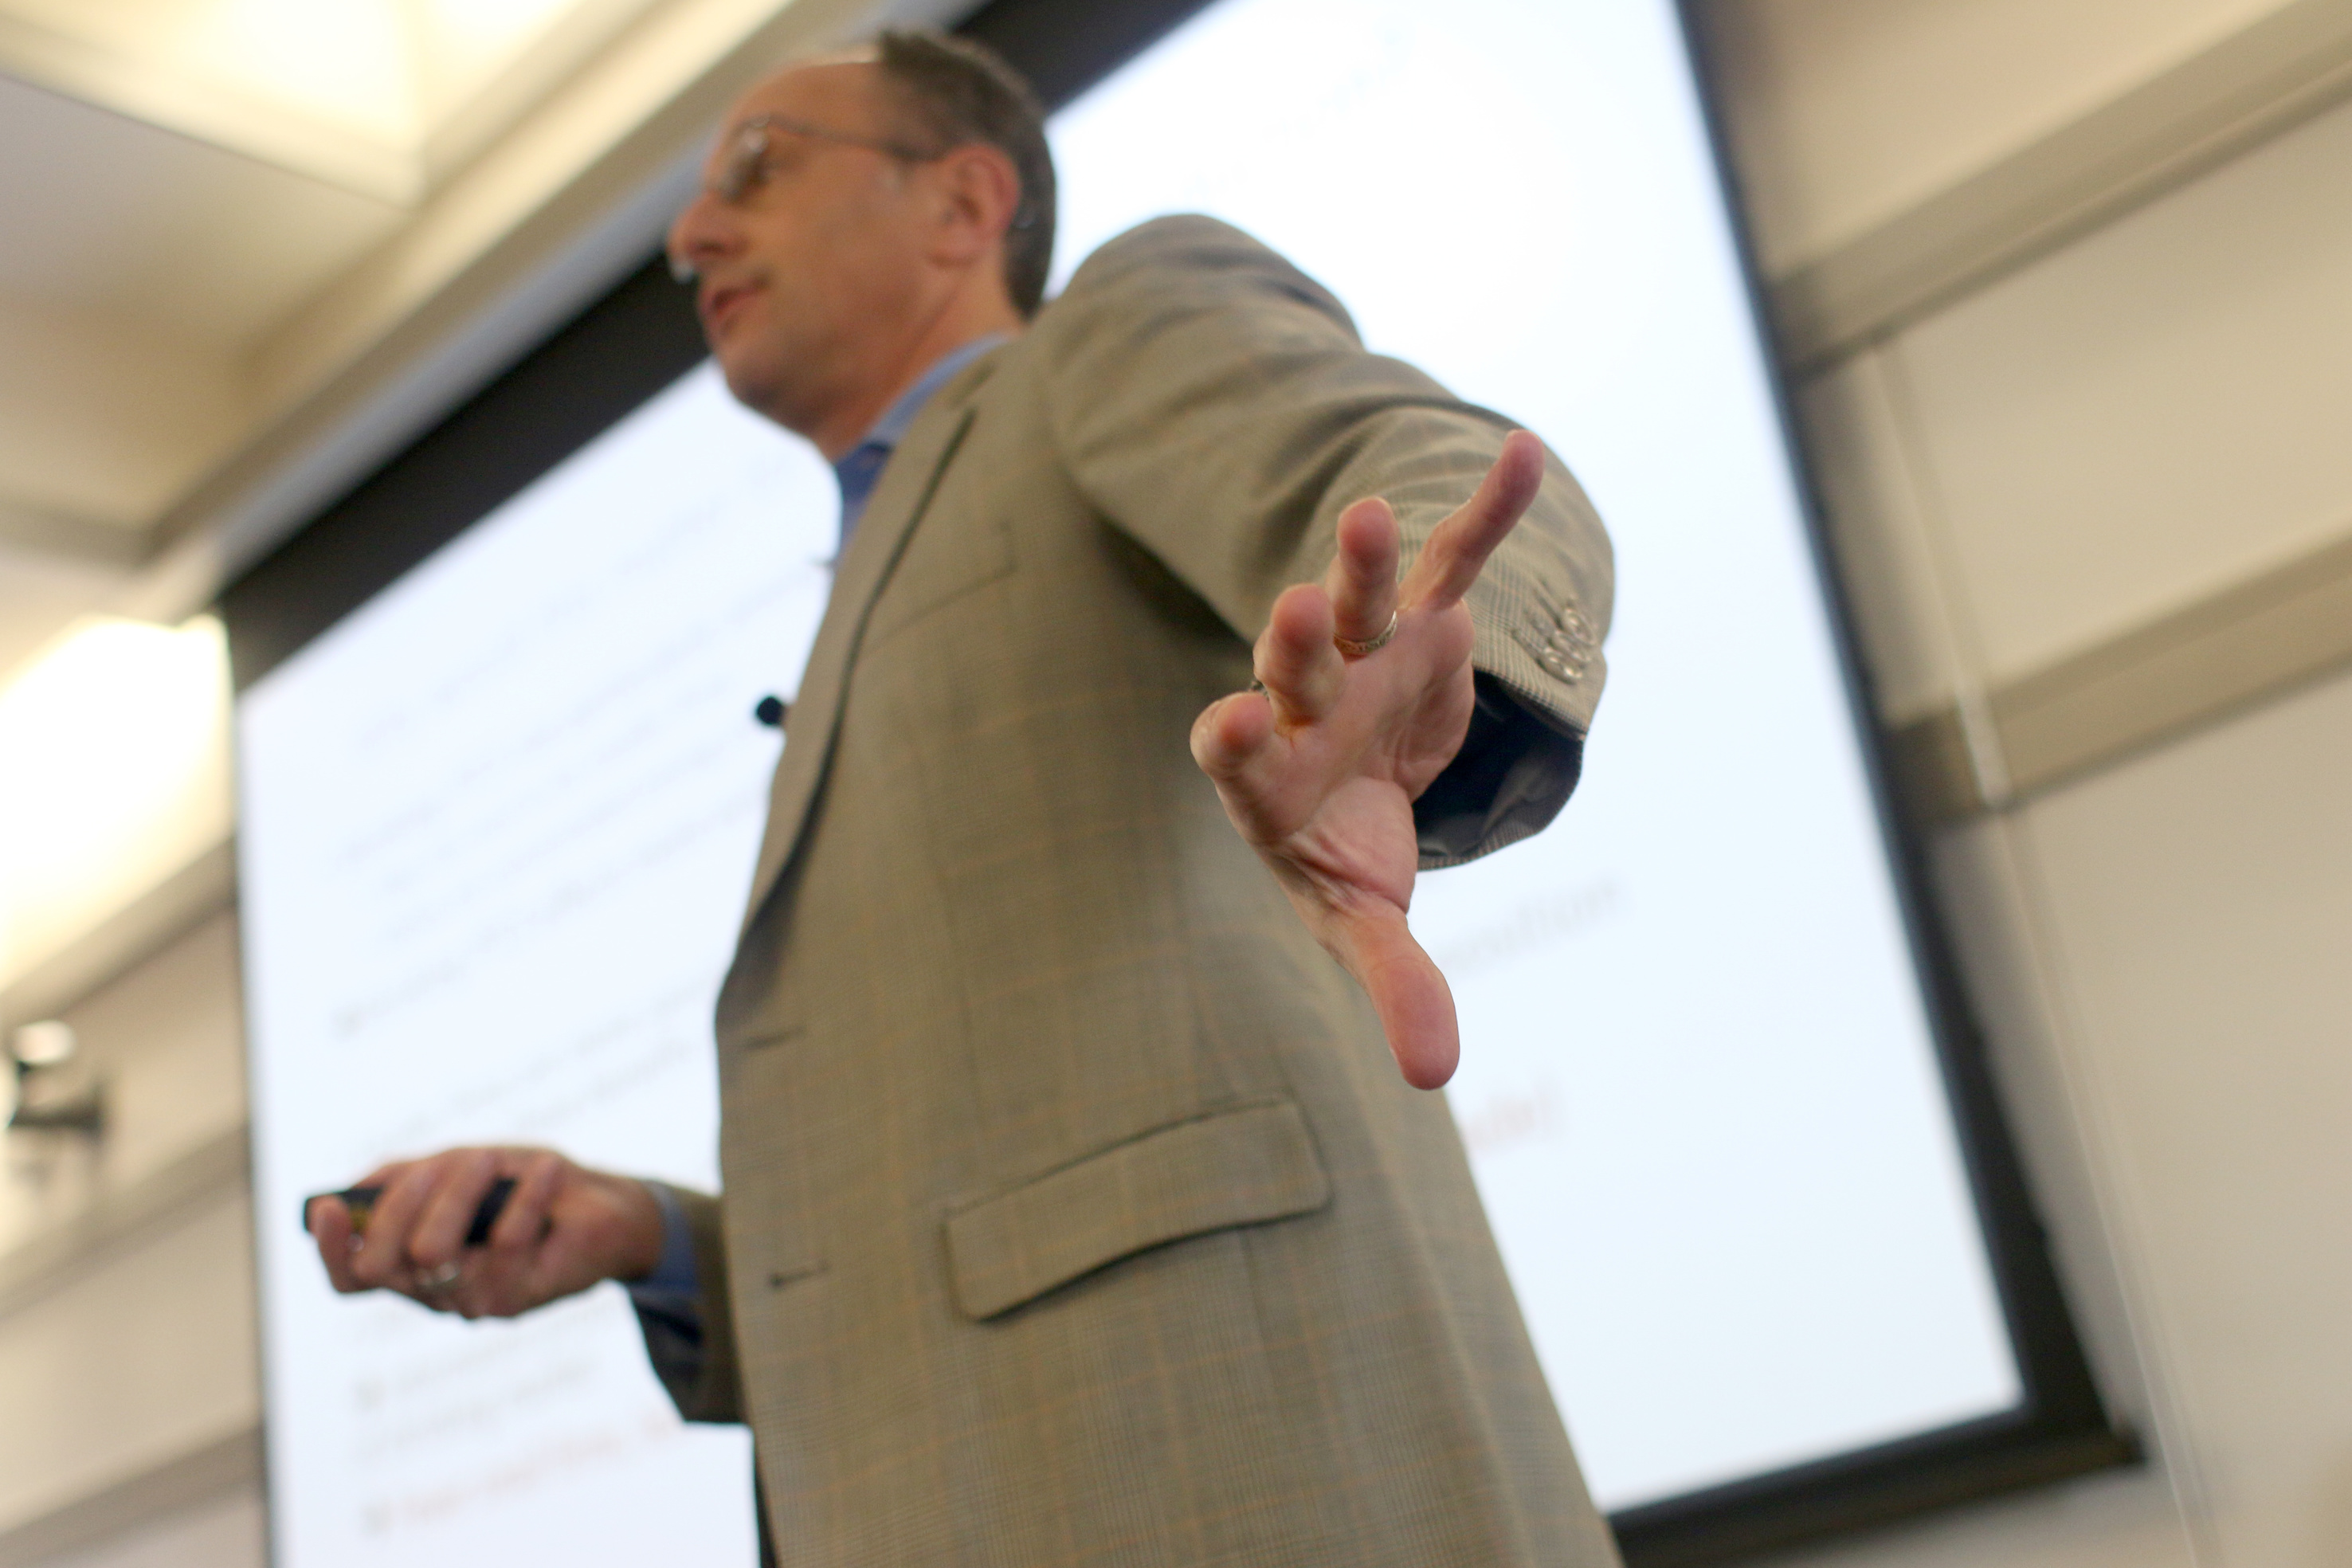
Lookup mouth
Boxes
[700,279,761,336]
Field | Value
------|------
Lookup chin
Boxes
[715,353,766,406]
[717,351,818,435]
[713,339,779,409]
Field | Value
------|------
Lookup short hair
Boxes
[872,30,1056,318]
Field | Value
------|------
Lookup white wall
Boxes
[1709,3,2352,1565]
[37,1492,263,1568]
[1747,666,2352,1568]
[1868,96,2352,687]
[1703,0,2301,275]
[2018,672,2352,1566]
[0,1193,257,1531]
[0,911,259,1566]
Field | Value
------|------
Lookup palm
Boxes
[1192,432,1546,1088]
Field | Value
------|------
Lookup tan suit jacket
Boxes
[661,216,1620,1566]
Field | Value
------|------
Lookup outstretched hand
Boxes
[1191,430,1547,1090]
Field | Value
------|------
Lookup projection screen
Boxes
[233,1,2120,1564]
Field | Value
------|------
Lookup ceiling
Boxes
[0,0,964,682]
[0,73,399,355]
[0,0,662,201]
[0,0,691,579]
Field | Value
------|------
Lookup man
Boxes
[310,29,1617,1566]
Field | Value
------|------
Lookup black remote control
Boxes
[304,1176,517,1247]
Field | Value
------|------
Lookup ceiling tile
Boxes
[0,73,406,351]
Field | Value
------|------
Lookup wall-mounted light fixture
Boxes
[5,1020,104,1135]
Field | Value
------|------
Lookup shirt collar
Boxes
[831,332,1010,539]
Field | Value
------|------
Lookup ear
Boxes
[926,142,1022,267]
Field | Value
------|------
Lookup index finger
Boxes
[410,1150,505,1273]
[309,1197,366,1293]
[1400,430,1546,613]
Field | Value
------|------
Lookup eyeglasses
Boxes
[711,112,944,202]
[670,112,1035,283]
[670,113,945,283]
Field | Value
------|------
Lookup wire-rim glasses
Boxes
[669,113,946,283]
[711,112,943,203]
[671,112,1032,284]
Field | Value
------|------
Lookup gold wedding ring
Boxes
[1334,612,1397,659]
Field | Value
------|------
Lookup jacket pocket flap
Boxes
[944,1100,1329,1321]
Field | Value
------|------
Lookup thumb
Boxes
[1343,908,1461,1089]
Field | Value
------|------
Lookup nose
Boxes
[666,186,734,284]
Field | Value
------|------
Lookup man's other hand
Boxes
[306,1147,664,1319]
[1190,430,1547,1091]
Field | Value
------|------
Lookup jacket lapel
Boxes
[735,379,984,935]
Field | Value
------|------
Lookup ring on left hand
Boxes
[1334,612,1397,659]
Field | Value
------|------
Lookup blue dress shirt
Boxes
[830,333,1010,546]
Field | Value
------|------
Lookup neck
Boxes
[809,283,1023,461]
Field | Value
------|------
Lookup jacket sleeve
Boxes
[1036,215,1613,866]
[629,1185,747,1424]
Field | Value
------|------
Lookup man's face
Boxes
[668,63,936,433]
